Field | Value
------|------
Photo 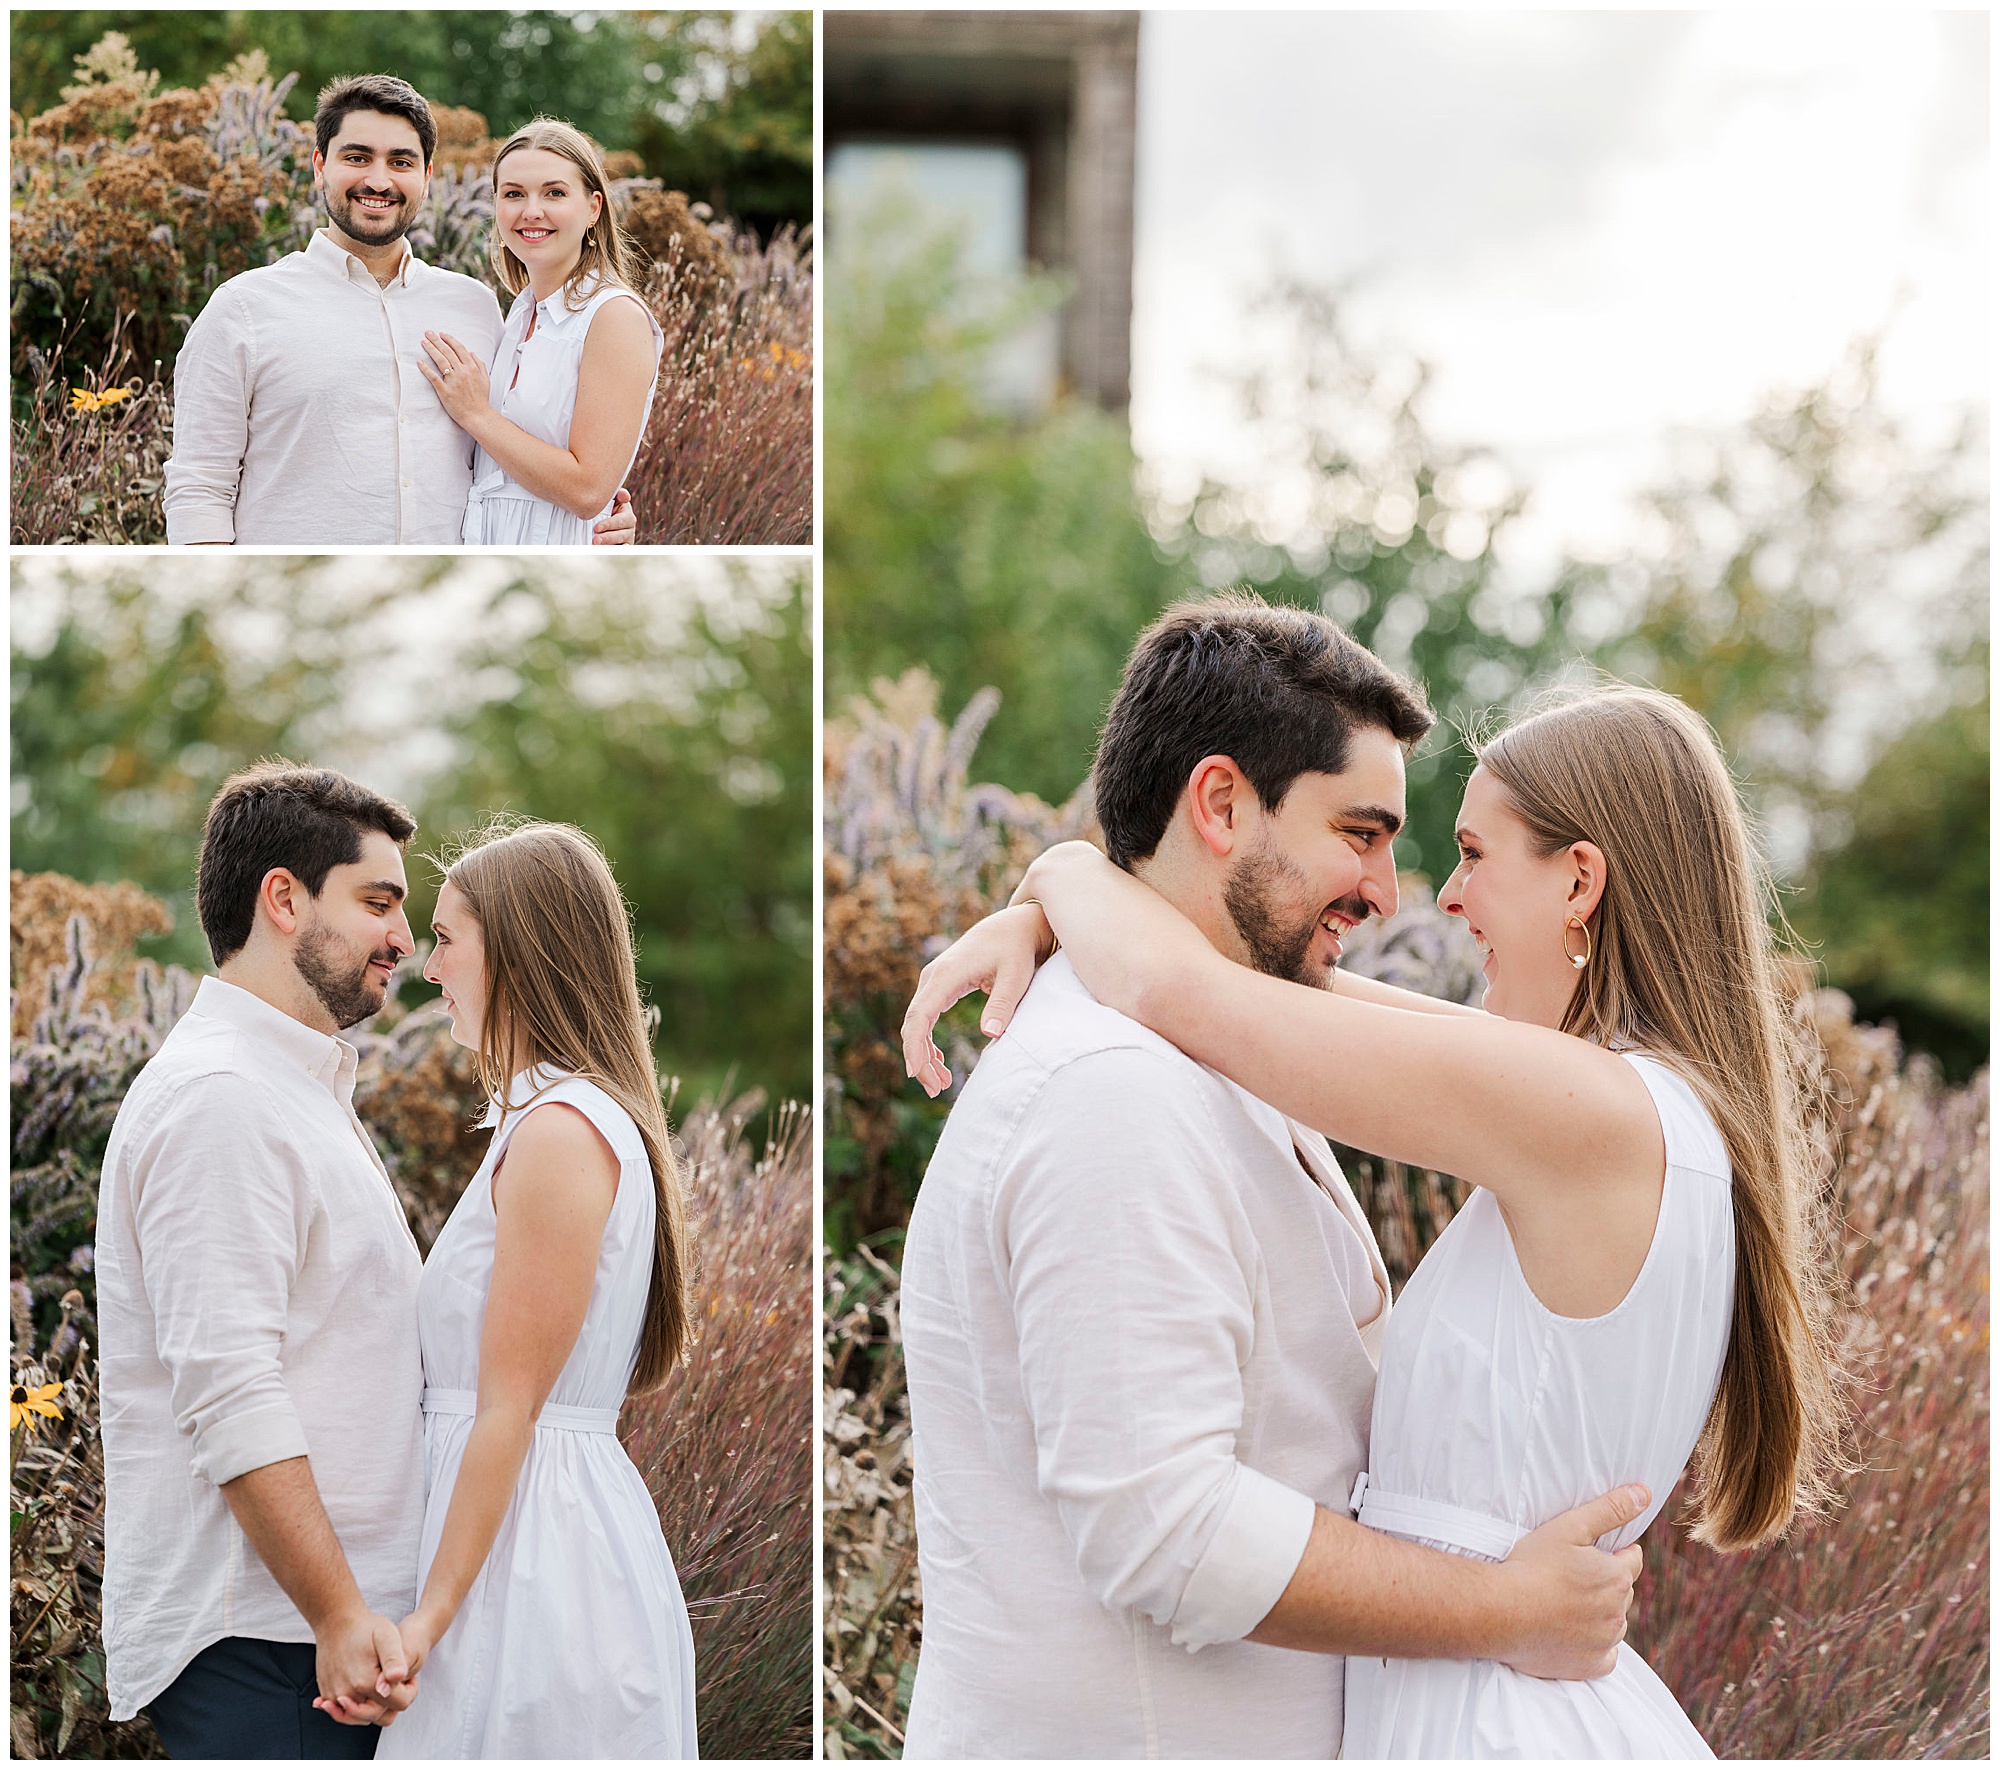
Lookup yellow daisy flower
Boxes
[10,1380,63,1430]
[68,386,133,414]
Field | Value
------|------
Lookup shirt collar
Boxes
[188,975,359,1098]
[479,1061,571,1128]
[309,227,418,289]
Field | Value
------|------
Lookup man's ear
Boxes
[257,867,309,938]
[311,147,325,192]
[1186,754,1254,859]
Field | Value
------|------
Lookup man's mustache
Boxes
[1324,894,1373,928]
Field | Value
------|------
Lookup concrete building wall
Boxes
[825,11,1140,412]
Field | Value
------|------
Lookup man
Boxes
[162,75,635,545]
[98,763,428,1755]
[897,595,1649,1757]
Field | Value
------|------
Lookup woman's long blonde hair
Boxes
[1478,684,1848,1550]
[488,116,638,309]
[442,819,691,1391]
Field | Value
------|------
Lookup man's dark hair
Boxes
[1091,591,1435,868]
[313,74,437,166]
[196,762,416,966]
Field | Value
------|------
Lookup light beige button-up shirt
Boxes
[900,955,1392,1759]
[163,230,504,544]
[96,976,426,1719]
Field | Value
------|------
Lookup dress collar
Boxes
[479,1061,572,1128]
[513,272,607,333]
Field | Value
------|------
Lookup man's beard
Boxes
[1222,840,1370,989]
[324,186,416,247]
[295,922,393,1030]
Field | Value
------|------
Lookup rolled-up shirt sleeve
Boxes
[993,1047,1318,1650]
[130,1071,315,1484]
[163,289,252,544]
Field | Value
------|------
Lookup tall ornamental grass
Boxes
[11,875,811,1758]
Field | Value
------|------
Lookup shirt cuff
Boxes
[164,506,236,545]
[192,1401,312,1487]
[1169,1462,1318,1651]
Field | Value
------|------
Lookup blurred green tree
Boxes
[419,562,814,1113]
[1155,279,1590,883]
[11,12,655,146]
[1583,337,1989,1071]
[826,192,1179,805]
[9,561,389,973]
[10,557,812,1113]
[1789,695,1988,1081]
[11,11,812,230]
[631,11,812,240]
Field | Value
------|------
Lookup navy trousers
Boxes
[146,1637,380,1760]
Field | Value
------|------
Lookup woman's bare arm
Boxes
[392,1104,618,1674]
[423,296,658,519]
[1017,842,1658,1215]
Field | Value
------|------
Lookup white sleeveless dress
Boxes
[461,277,665,545]
[1342,1052,1734,1758]
[376,1066,698,1759]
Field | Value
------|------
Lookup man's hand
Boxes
[1491,1484,1648,1681]
[591,488,637,544]
[311,1601,412,1726]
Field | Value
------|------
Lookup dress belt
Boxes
[421,1386,621,1436]
[1348,1471,1529,1562]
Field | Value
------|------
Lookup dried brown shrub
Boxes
[822,672,1094,1246]
[822,1245,918,1759]
[1632,995,1990,1758]
[428,103,494,174]
[9,874,173,1041]
[11,39,313,378]
[621,186,732,292]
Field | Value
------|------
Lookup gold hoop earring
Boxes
[1563,914,1592,971]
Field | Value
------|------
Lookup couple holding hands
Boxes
[96,767,697,1757]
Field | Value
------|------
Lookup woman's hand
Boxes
[419,330,494,427]
[388,1604,443,1689]
[1014,840,1215,1024]
[311,1602,439,1725]
[901,902,1055,1096]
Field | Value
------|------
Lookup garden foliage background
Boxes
[820,202,1990,1755]
[10,554,815,1756]
[10,19,812,544]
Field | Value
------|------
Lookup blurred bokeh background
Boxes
[11,552,812,1113]
[822,12,1987,1759]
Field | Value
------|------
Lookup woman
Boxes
[343,821,697,1756]
[420,120,665,545]
[902,685,1845,1757]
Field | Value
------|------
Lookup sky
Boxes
[1130,10,1990,581]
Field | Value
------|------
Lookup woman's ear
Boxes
[1566,840,1608,922]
